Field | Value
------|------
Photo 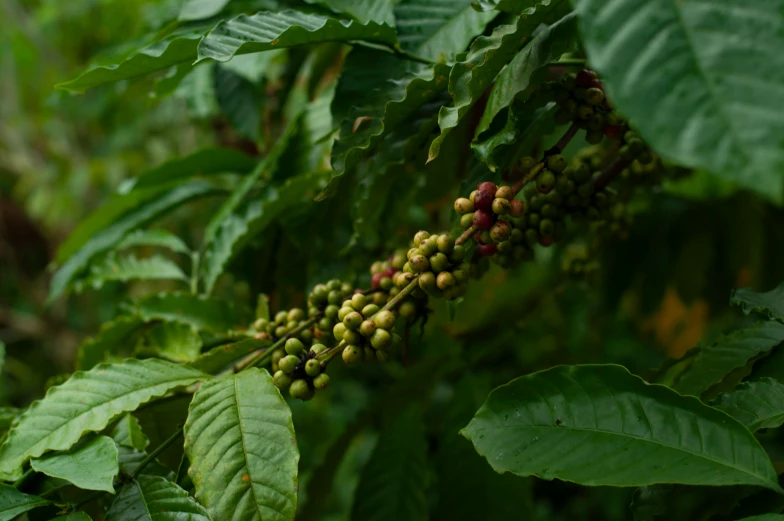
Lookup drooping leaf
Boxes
[197,10,397,63]
[671,322,784,397]
[215,65,263,141]
[184,369,298,521]
[394,0,497,62]
[188,338,269,374]
[49,181,221,303]
[462,364,781,490]
[123,148,257,193]
[0,485,50,521]
[0,359,205,481]
[138,322,203,363]
[572,0,784,203]
[712,378,784,432]
[303,0,395,25]
[106,476,212,521]
[179,0,231,21]
[474,6,576,139]
[351,407,428,521]
[731,283,784,324]
[132,293,252,333]
[112,414,150,451]
[202,170,329,293]
[76,316,145,371]
[428,8,572,161]
[117,230,191,254]
[79,253,188,290]
[31,435,119,493]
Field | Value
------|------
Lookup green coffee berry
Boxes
[326,279,341,291]
[342,329,361,345]
[253,318,269,331]
[585,87,605,105]
[547,154,567,173]
[413,231,430,246]
[479,230,493,244]
[374,310,396,329]
[324,304,339,320]
[271,349,285,366]
[274,326,288,338]
[460,213,474,229]
[288,308,305,322]
[279,355,300,374]
[540,219,555,236]
[492,197,511,215]
[418,271,437,292]
[437,234,454,254]
[519,156,537,172]
[410,254,430,273]
[419,237,438,257]
[537,170,556,193]
[313,373,330,389]
[285,338,305,356]
[359,319,376,337]
[338,306,353,321]
[527,213,541,228]
[585,130,604,145]
[273,370,293,390]
[399,300,417,318]
[380,277,394,291]
[430,252,449,273]
[541,204,558,219]
[525,228,539,247]
[289,379,314,400]
[454,198,474,214]
[450,245,466,263]
[497,240,511,253]
[372,292,387,306]
[343,311,363,330]
[490,221,512,242]
[333,322,347,341]
[310,343,328,356]
[361,304,379,317]
[275,311,288,324]
[342,345,363,365]
[351,293,366,311]
[327,290,342,305]
[436,271,456,290]
[371,328,392,350]
[305,359,321,377]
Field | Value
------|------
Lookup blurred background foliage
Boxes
[2,1,784,519]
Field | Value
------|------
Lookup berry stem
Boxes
[317,340,346,367]
[380,275,420,313]
[551,122,581,155]
[131,427,183,479]
[455,225,477,246]
[511,162,545,196]
[510,122,581,197]
[592,156,629,190]
[233,316,320,373]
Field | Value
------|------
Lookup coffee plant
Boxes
[2,0,784,520]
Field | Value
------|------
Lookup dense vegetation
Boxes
[2,0,784,520]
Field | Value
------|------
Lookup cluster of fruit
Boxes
[272,339,330,401]
[403,231,470,300]
[561,243,600,280]
[333,293,401,364]
[306,279,354,345]
[252,308,313,345]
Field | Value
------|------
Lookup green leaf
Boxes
[132,293,252,333]
[255,294,270,321]
[713,378,784,432]
[394,0,497,62]
[428,8,572,161]
[215,65,263,141]
[184,368,298,521]
[572,0,784,203]
[52,513,92,521]
[671,322,784,397]
[124,148,257,193]
[197,10,397,63]
[76,316,145,371]
[732,283,784,324]
[79,253,188,290]
[630,483,754,521]
[117,230,191,254]
[474,0,551,13]
[0,408,19,432]
[735,516,784,521]
[462,364,781,490]
[49,181,221,303]
[0,485,50,521]
[474,6,576,139]
[179,0,231,21]
[117,445,175,480]
[202,170,329,292]
[106,476,212,521]
[188,338,268,374]
[57,29,206,93]
[303,0,395,25]
[0,359,205,481]
[351,407,428,521]
[112,414,150,451]
[31,436,119,493]
[138,322,203,363]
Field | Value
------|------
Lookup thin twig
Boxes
[232,316,320,373]
[591,156,629,190]
[379,277,420,313]
[456,225,477,247]
[131,428,184,480]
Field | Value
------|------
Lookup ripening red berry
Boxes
[576,69,596,88]
[474,232,484,244]
[603,125,622,139]
[477,181,498,194]
[473,190,494,211]
[472,209,494,230]
[479,243,498,256]
[384,266,397,277]
[371,272,384,289]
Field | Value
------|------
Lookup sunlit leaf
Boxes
[31,436,119,493]
[117,230,191,254]
[303,0,395,25]
[79,253,188,290]
[111,414,150,451]
[106,476,212,521]
[137,322,203,363]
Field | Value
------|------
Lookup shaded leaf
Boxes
[630,483,753,521]
[106,476,212,521]
[52,513,92,521]
[305,0,395,25]
[222,51,283,83]
[713,378,784,432]
[732,283,784,324]
[188,338,269,374]
[76,316,145,371]
[198,10,397,63]
[179,0,231,21]
[572,0,784,203]
[735,516,784,521]
[474,0,551,13]
[111,414,150,451]
[139,322,203,363]
[351,407,428,521]
[184,369,298,521]
[79,253,188,290]
[31,436,119,493]
[215,65,263,140]
[0,408,19,432]
[0,359,205,481]
[463,364,780,490]
[117,445,175,480]
[0,485,50,521]
[132,292,252,333]
[117,230,191,254]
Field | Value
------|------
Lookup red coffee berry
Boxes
[479,243,498,256]
[576,69,596,88]
[603,125,622,139]
[510,199,525,217]
[474,231,484,245]
[473,190,494,211]
[472,209,494,230]
[384,266,397,277]
[371,272,384,289]
[477,181,498,194]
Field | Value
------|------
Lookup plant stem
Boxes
[592,156,629,189]
[547,58,586,67]
[456,225,477,246]
[233,316,320,373]
[317,341,346,367]
[12,467,34,489]
[511,122,581,196]
[380,276,420,313]
[189,252,200,295]
[131,428,184,480]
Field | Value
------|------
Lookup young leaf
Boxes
[49,181,221,303]
[351,407,428,521]
[303,0,395,25]
[731,283,784,324]
[197,10,397,63]
[0,485,50,521]
[428,9,572,161]
[712,378,784,432]
[214,65,263,141]
[184,369,299,521]
[671,322,784,397]
[132,292,252,333]
[112,414,150,451]
[106,476,212,521]
[79,253,188,290]
[31,435,119,493]
[462,364,781,490]
[572,0,784,203]
[76,316,145,371]
[117,230,190,254]
[188,338,269,374]
[139,322,203,363]
[0,359,205,481]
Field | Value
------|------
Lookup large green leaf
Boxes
[112,414,150,451]
[179,0,231,21]
[31,435,119,493]
[188,338,269,373]
[303,0,395,25]
[671,322,784,397]
[0,485,50,521]
[0,408,19,432]
[202,170,329,293]
[184,369,298,521]
[572,0,784,203]
[138,322,203,363]
[732,283,784,324]
[462,364,780,490]
[394,0,497,62]
[428,8,572,161]
[197,10,397,63]
[76,316,145,371]
[351,407,428,521]
[49,181,220,303]
[474,6,576,138]
[117,445,175,480]
[117,230,191,254]
[215,65,263,141]
[736,516,784,521]
[474,0,550,13]
[79,253,188,290]
[106,476,212,521]
[0,359,205,481]
[132,293,252,333]
[713,378,784,432]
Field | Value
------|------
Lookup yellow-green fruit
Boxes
[271,348,285,366]
[436,234,454,255]
[492,198,511,215]
[454,198,474,215]
[410,255,430,273]
[371,329,392,350]
[413,230,430,246]
[361,304,379,317]
[337,306,352,321]
[418,272,437,292]
[360,319,376,337]
[287,308,305,322]
[273,370,292,389]
[342,345,363,365]
[436,271,456,290]
[351,293,366,311]
[460,213,474,229]
[450,245,466,263]
[313,373,330,389]
[309,343,328,356]
[342,329,361,345]
[399,300,417,318]
[419,237,438,257]
[343,311,363,330]
[430,253,449,273]
[374,310,396,329]
[333,322,347,341]
[274,311,288,324]
[253,318,269,331]
[289,379,314,401]
[285,338,304,356]
[279,355,300,374]
[305,359,321,377]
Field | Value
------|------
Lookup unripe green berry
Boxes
[413,230,430,246]
[454,198,474,214]
[286,320,298,331]
[540,218,555,236]
[274,326,288,338]
[275,311,288,324]
[419,237,438,257]
[361,304,379,317]
[519,156,537,172]
[430,252,449,273]
[273,370,292,390]
[436,235,454,255]
[253,318,269,331]
[403,262,413,273]
[418,271,437,292]
[287,308,305,322]
[359,319,376,337]
[310,343,328,356]
[577,104,593,120]
[537,171,556,193]
[371,328,392,350]
[279,355,300,374]
[399,301,417,318]
[324,304,339,320]
[342,329,361,345]
[453,269,468,283]
[333,322,347,341]
[326,279,341,291]
[372,292,387,306]
[541,204,558,219]
[407,247,418,260]
[285,338,305,356]
[290,379,314,401]
[271,348,285,365]
[305,359,321,377]
[409,254,430,273]
[370,261,384,274]
[491,197,511,215]
[450,245,466,263]
[374,310,396,330]
[547,154,567,173]
[342,345,363,365]
[311,284,328,302]
[460,213,474,229]
[341,282,353,294]
[497,240,511,253]
[351,293,366,311]
[313,373,330,389]
[479,230,493,244]
[510,228,524,244]
[490,221,512,242]
[585,87,605,106]
[525,229,539,247]
[395,271,415,287]
[379,277,394,291]
[327,290,342,305]
[436,271,456,290]
[338,306,353,321]
[343,311,363,330]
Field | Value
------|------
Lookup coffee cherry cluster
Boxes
[561,243,600,280]
[307,279,354,345]
[333,293,401,365]
[403,231,469,300]
[253,307,313,346]
[272,339,330,401]
[370,250,406,291]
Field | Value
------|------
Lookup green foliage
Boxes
[31,436,119,493]
[713,378,784,432]
[111,414,150,452]
[0,485,50,521]
[732,283,784,324]
[106,476,212,521]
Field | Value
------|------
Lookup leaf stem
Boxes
[131,427,183,480]
[591,156,629,189]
